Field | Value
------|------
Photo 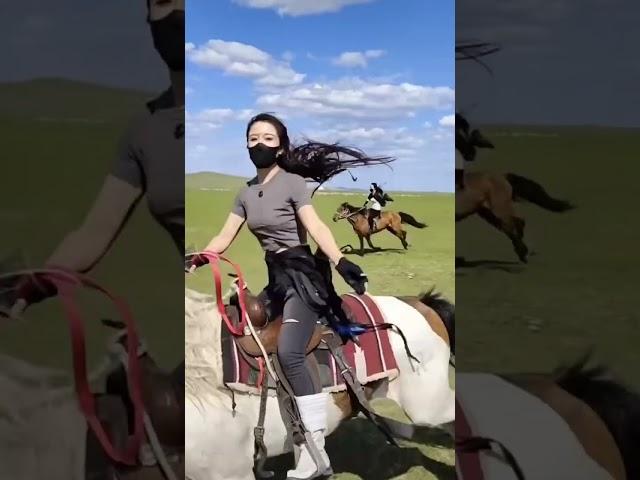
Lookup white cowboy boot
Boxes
[286,392,333,480]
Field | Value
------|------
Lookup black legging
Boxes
[277,287,322,396]
[368,209,381,231]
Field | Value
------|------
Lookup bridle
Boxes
[334,206,366,222]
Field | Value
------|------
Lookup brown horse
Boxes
[456,357,639,479]
[332,202,427,255]
[456,127,574,263]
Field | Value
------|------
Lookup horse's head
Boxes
[333,202,353,222]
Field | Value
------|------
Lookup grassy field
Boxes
[186,178,455,480]
[456,125,640,388]
[0,80,183,370]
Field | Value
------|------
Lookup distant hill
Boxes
[185,172,249,190]
[184,171,450,195]
[0,78,153,121]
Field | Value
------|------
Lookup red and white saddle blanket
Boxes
[221,293,399,395]
[455,373,613,480]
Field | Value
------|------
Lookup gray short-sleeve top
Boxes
[232,170,312,252]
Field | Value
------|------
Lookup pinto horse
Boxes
[184,254,455,480]
[456,357,639,479]
[332,202,427,255]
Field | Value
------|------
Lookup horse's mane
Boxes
[184,288,225,406]
[554,354,640,479]
[340,202,361,213]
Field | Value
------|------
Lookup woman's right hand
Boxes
[185,253,209,273]
[7,274,58,319]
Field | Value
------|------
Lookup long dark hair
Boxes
[455,41,501,73]
[246,113,395,193]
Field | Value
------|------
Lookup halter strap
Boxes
[41,269,144,466]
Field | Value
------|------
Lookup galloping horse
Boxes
[456,123,574,263]
[332,202,427,255]
[185,264,455,480]
[457,357,639,479]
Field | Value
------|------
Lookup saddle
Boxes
[225,286,362,362]
[225,303,330,358]
[105,353,184,449]
[84,354,184,478]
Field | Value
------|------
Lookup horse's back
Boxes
[507,374,626,479]
[457,373,621,479]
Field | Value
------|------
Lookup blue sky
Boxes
[186,0,455,192]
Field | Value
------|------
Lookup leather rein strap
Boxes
[41,269,145,466]
[199,251,250,337]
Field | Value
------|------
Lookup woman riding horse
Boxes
[188,113,394,480]
[364,182,384,231]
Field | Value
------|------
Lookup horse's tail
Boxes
[418,289,454,354]
[505,173,575,212]
[554,353,640,479]
[399,212,427,229]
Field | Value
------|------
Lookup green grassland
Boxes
[0,80,183,370]
[185,187,454,300]
[456,125,640,388]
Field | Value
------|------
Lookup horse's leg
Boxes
[365,235,379,251]
[358,234,365,256]
[374,297,454,427]
[479,206,529,263]
[484,180,530,262]
[387,225,408,250]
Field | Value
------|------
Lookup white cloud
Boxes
[424,121,432,128]
[439,114,455,127]
[301,126,434,162]
[257,78,454,120]
[186,39,305,88]
[232,0,378,16]
[332,49,386,68]
[282,51,295,62]
[186,108,255,136]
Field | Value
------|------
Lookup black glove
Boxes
[185,253,209,272]
[335,257,367,295]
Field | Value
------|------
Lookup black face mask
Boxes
[248,143,280,169]
[150,11,185,72]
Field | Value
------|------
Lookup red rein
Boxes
[200,251,250,337]
[41,269,145,466]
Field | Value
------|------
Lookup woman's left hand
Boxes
[335,257,368,295]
